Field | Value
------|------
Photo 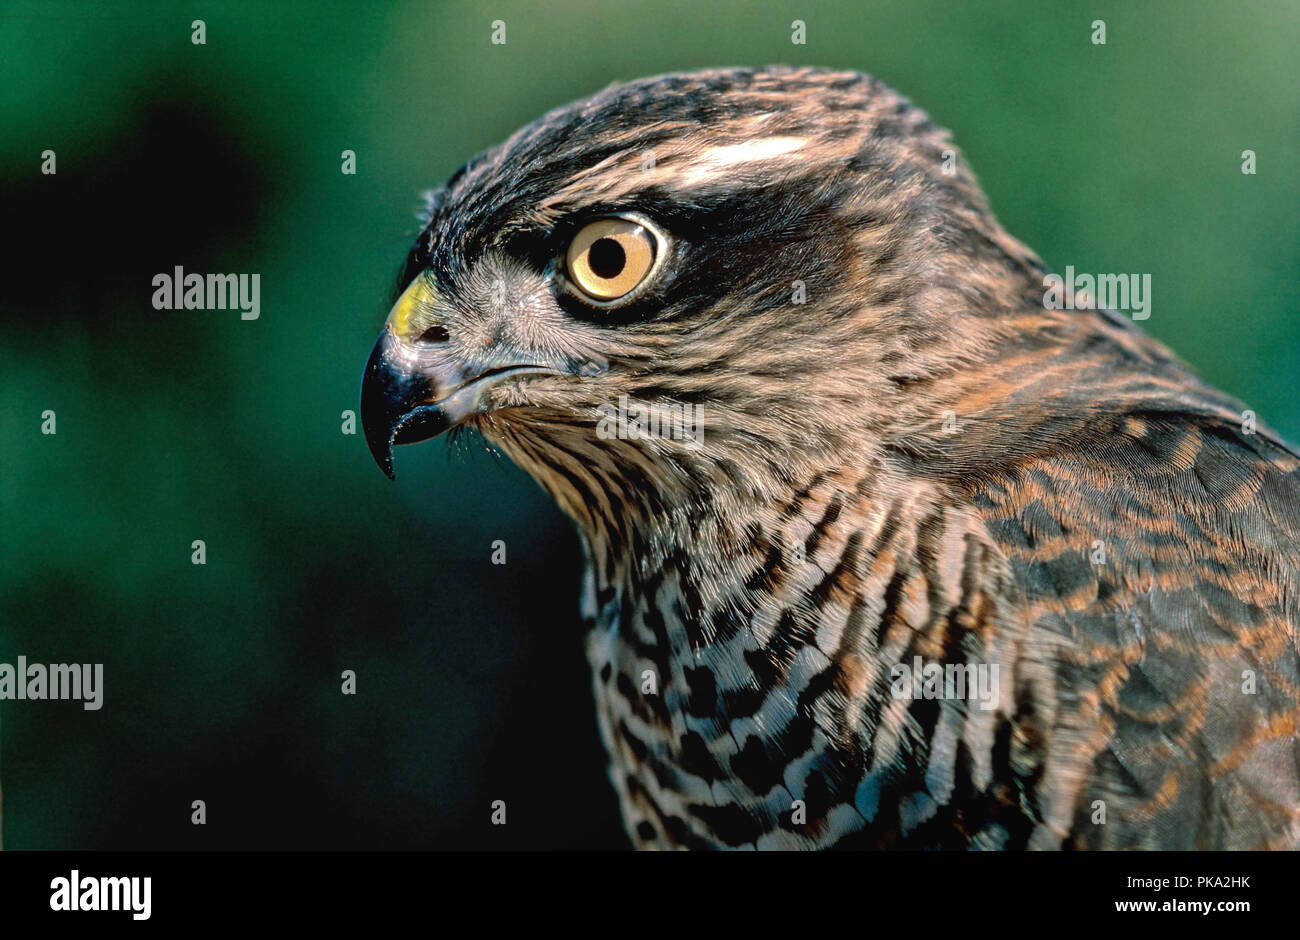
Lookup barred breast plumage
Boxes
[360,66,1300,849]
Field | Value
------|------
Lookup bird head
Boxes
[361,66,1051,545]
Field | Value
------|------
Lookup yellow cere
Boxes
[387,273,440,340]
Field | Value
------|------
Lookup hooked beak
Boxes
[359,274,555,479]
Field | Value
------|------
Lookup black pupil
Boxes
[587,238,626,279]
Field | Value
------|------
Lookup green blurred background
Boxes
[1,0,1296,848]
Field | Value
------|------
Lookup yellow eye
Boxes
[565,218,658,302]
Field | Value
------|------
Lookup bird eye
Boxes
[565,218,658,302]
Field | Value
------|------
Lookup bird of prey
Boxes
[360,67,1300,850]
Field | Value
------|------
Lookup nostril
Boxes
[418,324,450,344]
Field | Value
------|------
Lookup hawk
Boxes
[360,67,1300,849]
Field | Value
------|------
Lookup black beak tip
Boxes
[370,439,397,481]
[362,407,451,480]
[360,330,456,481]
[360,338,400,480]
[361,404,397,480]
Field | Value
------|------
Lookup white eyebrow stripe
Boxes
[676,136,809,186]
[536,135,813,213]
[699,136,808,166]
